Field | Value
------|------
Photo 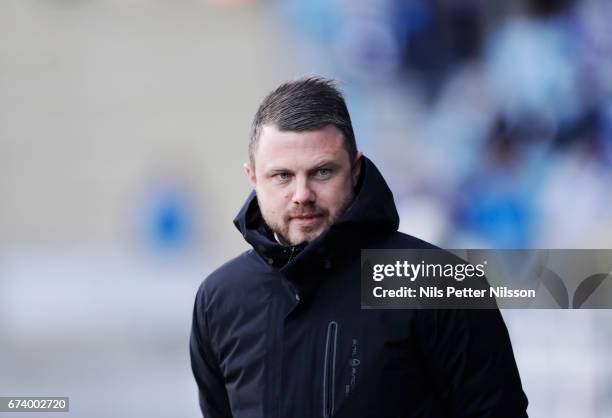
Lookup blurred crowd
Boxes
[275,0,612,248]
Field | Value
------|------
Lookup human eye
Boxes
[274,172,291,183]
[315,168,332,179]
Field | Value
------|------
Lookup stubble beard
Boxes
[261,192,355,246]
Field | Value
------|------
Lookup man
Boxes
[190,77,528,418]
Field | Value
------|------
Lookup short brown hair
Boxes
[249,77,357,165]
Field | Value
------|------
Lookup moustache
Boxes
[286,210,325,219]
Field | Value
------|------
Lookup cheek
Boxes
[257,186,291,211]
[316,178,352,208]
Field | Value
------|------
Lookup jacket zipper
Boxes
[323,321,338,418]
[287,245,297,264]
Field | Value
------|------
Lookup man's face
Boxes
[245,124,362,246]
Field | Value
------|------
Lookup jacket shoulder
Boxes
[194,250,275,328]
[198,250,265,296]
[375,231,439,250]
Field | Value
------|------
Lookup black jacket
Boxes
[190,157,528,418]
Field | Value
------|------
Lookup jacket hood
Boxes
[233,156,399,275]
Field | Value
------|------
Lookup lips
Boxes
[292,214,321,219]
[290,214,324,227]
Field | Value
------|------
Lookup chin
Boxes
[287,234,309,245]
[290,230,323,245]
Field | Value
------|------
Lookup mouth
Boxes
[290,214,324,227]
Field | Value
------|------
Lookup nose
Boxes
[292,175,315,205]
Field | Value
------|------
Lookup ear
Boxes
[351,151,364,186]
[244,162,257,188]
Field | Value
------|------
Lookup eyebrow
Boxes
[312,160,340,169]
[264,166,292,175]
[264,160,340,175]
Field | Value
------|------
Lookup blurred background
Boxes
[1,0,611,416]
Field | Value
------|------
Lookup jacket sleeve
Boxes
[415,309,529,418]
[190,285,233,418]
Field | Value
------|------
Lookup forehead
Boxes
[254,124,349,170]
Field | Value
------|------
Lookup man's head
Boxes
[244,77,363,246]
